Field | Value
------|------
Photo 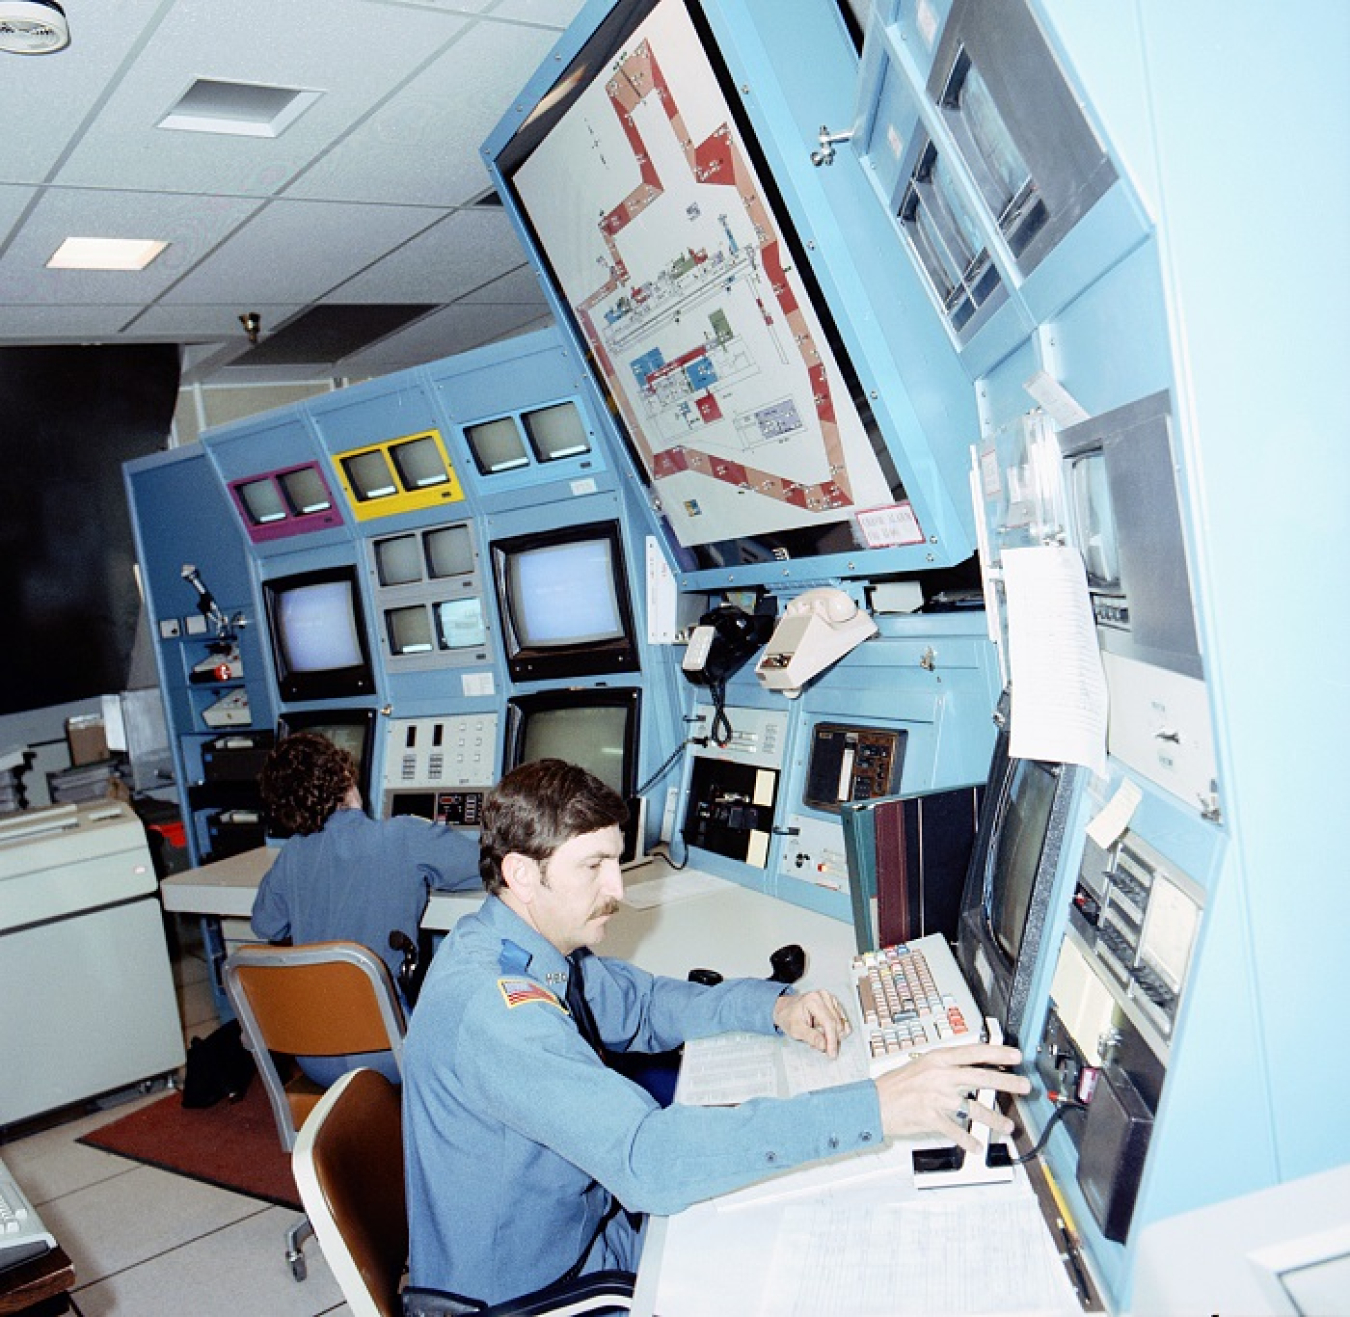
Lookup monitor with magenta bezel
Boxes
[262,564,376,703]
[955,698,1079,1046]
[490,520,639,684]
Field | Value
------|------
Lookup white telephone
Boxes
[755,587,877,698]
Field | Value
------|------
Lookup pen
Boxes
[1042,1166,1093,1303]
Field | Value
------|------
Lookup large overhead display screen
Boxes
[499,0,902,554]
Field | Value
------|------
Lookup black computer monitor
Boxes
[262,565,376,703]
[490,521,639,683]
[504,688,640,801]
[955,708,1078,1045]
[270,707,378,837]
[505,687,644,862]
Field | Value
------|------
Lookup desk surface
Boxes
[160,845,275,920]
[631,962,1091,1317]
[161,850,857,983]
[634,1162,1084,1317]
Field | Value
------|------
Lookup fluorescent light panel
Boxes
[158,79,321,138]
[47,237,168,271]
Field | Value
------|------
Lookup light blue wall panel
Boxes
[1115,0,1350,1185]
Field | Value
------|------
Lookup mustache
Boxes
[592,899,622,919]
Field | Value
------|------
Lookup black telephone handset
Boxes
[681,606,771,686]
[686,945,805,988]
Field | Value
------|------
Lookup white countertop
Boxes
[160,845,276,920]
[161,848,858,984]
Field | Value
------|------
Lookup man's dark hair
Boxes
[258,731,356,836]
[479,759,628,895]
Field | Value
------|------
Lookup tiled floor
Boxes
[2,916,350,1316]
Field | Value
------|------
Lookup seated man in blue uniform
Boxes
[404,758,1031,1307]
[250,730,480,1084]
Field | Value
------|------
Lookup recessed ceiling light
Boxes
[47,237,169,271]
[0,0,70,55]
[158,79,321,138]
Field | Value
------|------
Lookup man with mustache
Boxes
[403,758,1028,1310]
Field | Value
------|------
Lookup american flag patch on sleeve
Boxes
[497,977,565,1011]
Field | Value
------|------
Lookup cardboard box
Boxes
[66,714,109,766]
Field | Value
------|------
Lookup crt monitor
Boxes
[269,707,378,837]
[1066,447,1121,593]
[955,710,1078,1046]
[504,688,640,801]
[262,565,376,703]
[1057,391,1202,679]
[504,688,645,864]
[490,521,639,683]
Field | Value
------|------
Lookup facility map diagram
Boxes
[511,0,902,548]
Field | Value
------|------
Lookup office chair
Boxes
[223,941,407,1282]
[292,1068,407,1317]
[295,1067,635,1317]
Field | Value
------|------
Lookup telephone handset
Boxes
[681,606,771,686]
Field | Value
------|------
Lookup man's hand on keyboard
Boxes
[773,989,853,1058]
[875,1044,1029,1154]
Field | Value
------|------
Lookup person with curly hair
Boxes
[250,730,479,1084]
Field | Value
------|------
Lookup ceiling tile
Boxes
[160,197,444,303]
[0,0,590,385]
[130,302,307,340]
[486,0,587,26]
[0,183,37,244]
[461,263,548,306]
[286,18,563,207]
[0,187,263,305]
[52,0,472,197]
[328,207,530,302]
[0,304,161,338]
[360,0,501,14]
[0,0,169,185]
[241,303,438,365]
[335,299,550,374]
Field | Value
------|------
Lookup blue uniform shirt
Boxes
[403,895,884,1306]
[251,809,479,1083]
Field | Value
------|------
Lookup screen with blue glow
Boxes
[508,538,624,648]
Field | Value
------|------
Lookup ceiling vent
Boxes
[158,79,321,138]
[0,0,70,54]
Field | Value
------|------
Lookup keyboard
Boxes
[850,934,985,1075]
[0,1160,56,1275]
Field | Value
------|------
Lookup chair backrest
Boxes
[224,941,406,1151]
[292,1067,407,1317]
